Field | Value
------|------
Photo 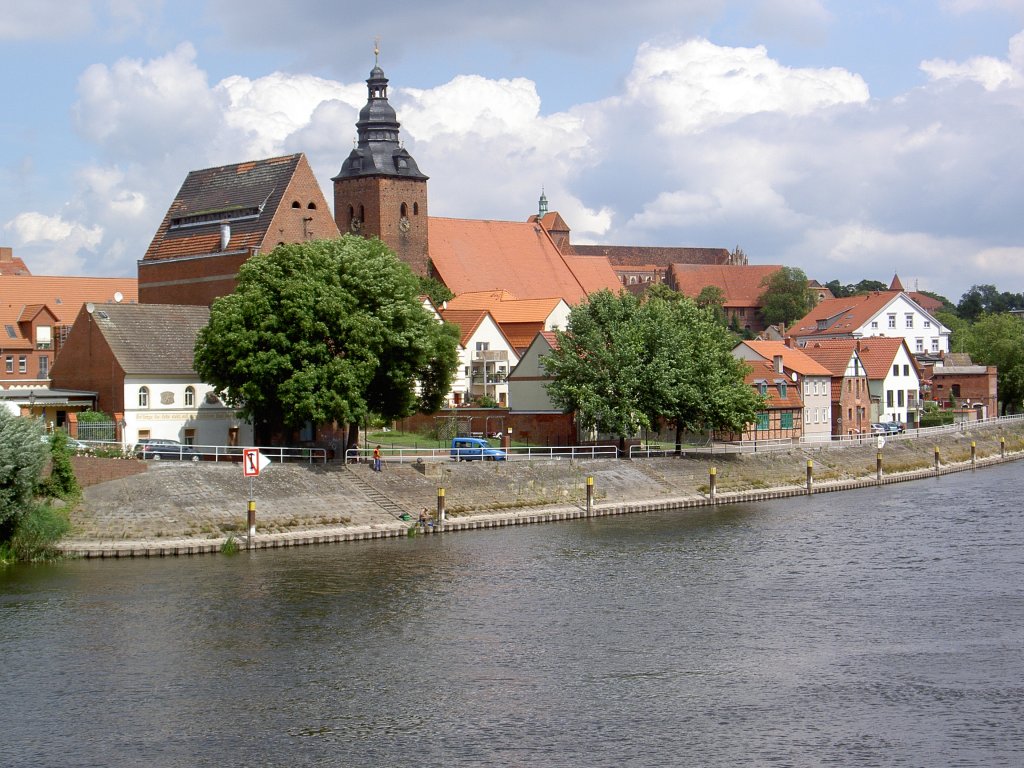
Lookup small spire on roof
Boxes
[889,274,904,291]
[538,188,548,219]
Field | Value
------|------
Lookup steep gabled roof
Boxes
[669,264,783,307]
[743,358,804,408]
[428,218,618,303]
[89,303,210,375]
[438,309,488,347]
[737,340,833,377]
[790,292,899,338]
[799,339,861,376]
[143,154,334,262]
[851,337,915,380]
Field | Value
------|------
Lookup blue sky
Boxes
[3,0,1024,303]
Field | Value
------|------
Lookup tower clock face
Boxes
[350,217,362,232]
[399,216,411,233]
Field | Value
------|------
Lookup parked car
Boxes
[134,438,200,462]
[450,437,507,461]
[881,422,905,434]
[39,434,91,453]
[870,423,887,435]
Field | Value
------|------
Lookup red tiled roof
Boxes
[743,358,805,408]
[848,337,911,379]
[0,275,139,331]
[798,339,859,376]
[669,264,783,307]
[438,308,488,347]
[0,247,31,276]
[539,330,559,350]
[738,340,833,377]
[429,217,618,303]
[789,292,899,338]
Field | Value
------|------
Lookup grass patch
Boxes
[0,502,71,565]
[220,535,240,555]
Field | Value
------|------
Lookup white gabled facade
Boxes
[446,312,520,408]
[858,294,950,355]
[874,343,922,426]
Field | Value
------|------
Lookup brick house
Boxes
[667,264,785,335]
[799,339,873,437]
[919,353,998,416]
[50,303,252,447]
[138,153,339,306]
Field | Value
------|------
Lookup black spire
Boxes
[333,62,427,181]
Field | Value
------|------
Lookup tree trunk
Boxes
[674,423,683,457]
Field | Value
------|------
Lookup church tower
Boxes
[333,54,430,276]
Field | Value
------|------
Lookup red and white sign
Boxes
[242,448,271,477]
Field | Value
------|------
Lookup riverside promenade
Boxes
[59,420,1024,558]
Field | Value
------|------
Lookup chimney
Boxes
[220,223,231,251]
[773,354,784,374]
[0,246,11,262]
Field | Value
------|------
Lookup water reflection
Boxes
[3,463,1024,766]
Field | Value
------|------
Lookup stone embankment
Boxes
[60,420,1024,557]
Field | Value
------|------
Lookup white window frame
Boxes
[138,386,149,408]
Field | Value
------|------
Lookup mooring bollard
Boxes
[586,475,594,516]
[437,486,446,524]
[971,441,977,469]
[709,467,717,502]
[806,459,813,494]
[877,451,883,484]
[247,499,256,549]
[934,446,940,472]
[1001,436,1006,458]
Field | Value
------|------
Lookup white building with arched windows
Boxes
[50,303,253,448]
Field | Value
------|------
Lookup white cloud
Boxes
[4,212,103,274]
[617,39,869,135]
[921,30,1024,90]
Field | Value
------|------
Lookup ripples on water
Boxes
[2,464,1024,766]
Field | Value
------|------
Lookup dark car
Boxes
[135,438,200,462]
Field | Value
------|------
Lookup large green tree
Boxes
[639,289,763,451]
[963,312,1024,414]
[541,288,761,454]
[759,267,815,327]
[0,409,48,543]
[195,237,459,446]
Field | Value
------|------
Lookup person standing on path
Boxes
[373,445,382,472]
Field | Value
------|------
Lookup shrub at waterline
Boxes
[0,410,74,564]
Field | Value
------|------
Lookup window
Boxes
[4,324,16,338]
[951,384,961,398]
[931,338,939,352]
[18,356,27,373]
[184,428,195,446]
[4,356,12,373]
[903,365,910,376]
[36,325,52,349]
[475,342,489,351]
[38,356,48,378]
[871,321,878,329]
[916,338,924,352]
[307,202,316,210]
[138,386,149,408]
[887,390,894,408]
[898,390,905,407]
[184,386,195,407]
[291,201,301,208]
[759,383,768,396]
[778,383,787,398]
[804,380,810,395]
[138,429,151,440]
[893,365,899,377]
[805,408,811,424]
[781,413,793,429]
[887,314,896,328]
[905,313,914,328]
[924,320,931,329]
[756,413,769,430]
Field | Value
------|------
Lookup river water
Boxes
[3,463,1023,767]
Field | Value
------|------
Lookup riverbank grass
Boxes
[0,502,71,565]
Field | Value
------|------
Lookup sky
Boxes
[3,1,1024,304]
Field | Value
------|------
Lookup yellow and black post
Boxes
[709,467,717,502]
[586,475,594,516]
[247,499,256,550]
[876,451,883,484]
[806,459,813,494]
[934,446,941,472]
[1001,436,1006,458]
[971,440,977,469]
[437,487,446,524]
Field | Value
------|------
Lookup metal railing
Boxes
[130,443,328,463]
[345,444,618,464]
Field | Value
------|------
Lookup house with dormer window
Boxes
[439,308,520,408]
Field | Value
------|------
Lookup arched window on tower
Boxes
[413,202,419,216]
[400,203,408,217]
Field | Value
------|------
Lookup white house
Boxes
[790,283,950,356]
[439,308,520,407]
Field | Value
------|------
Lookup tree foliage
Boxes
[759,267,815,326]
[962,313,1024,414]
[823,279,888,298]
[194,237,459,444]
[541,287,762,452]
[695,285,727,326]
[0,409,48,543]
[957,284,1024,321]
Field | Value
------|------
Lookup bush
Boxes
[0,502,70,565]
[40,431,81,502]
[76,409,113,423]
[0,409,48,543]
